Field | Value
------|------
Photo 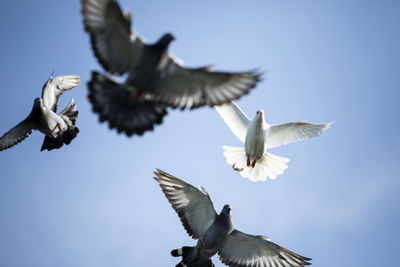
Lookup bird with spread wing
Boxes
[0,74,80,151]
[81,0,261,137]
[216,101,332,182]
[154,169,312,267]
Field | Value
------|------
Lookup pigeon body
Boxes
[216,102,331,182]
[154,169,311,267]
[81,0,261,137]
[0,75,80,151]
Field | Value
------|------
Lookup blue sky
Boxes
[0,0,399,266]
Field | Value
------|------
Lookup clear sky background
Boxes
[0,0,399,266]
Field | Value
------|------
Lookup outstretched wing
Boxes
[0,119,34,151]
[216,101,250,143]
[265,122,332,149]
[81,0,145,75]
[219,230,311,267]
[147,57,261,110]
[42,75,80,111]
[154,169,217,240]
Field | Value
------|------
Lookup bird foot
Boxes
[199,240,205,248]
[232,164,244,172]
[51,132,58,138]
[204,249,213,255]
[251,159,257,168]
[129,86,147,100]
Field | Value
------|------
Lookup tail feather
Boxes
[87,71,168,137]
[171,246,214,267]
[223,146,289,182]
[40,126,80,151]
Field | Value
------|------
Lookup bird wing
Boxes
[265,122,332,149]
[154,169,218,240]
[81,0,145,75]
[0,119,34,151]
[42,75,80,111]
[146,57,261,110]
[218,230,311,267]
[215,102,250,143]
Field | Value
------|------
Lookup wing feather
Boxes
[154,169,217,240]
[42,75,80,111]
[218,230,311,267]
[0,119,33,151]
[149,58,261,110]
[265,122,332,149]
[215,102,250,143]
[81,0,144,75]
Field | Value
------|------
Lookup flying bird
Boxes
[81,0,261,136]
[0,75,80,151]
[216,102,331,182]
[154,169,312,267]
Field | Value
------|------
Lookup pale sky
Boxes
[0,1,399,266]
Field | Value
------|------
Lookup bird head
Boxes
[255,109,264,121]
[156,33,176,48]
[221,204,232,217]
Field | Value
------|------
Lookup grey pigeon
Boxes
[154,169,312,267]
[0,74,80,151]
[216,101,332,182]
[81,0,261,137]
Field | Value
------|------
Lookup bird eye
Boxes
[256,111,259,114]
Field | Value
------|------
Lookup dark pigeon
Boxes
[0,74,80,151]
[81,0,261,137]
[154,169,312,267]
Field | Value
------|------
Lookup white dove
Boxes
[216,101,332,182]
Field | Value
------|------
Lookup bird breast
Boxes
[245,119,266,158]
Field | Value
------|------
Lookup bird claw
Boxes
[251,159,257,168]
[204,249,213,255]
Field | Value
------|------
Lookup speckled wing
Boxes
[41,75,80,111]
[265,122,332,149]
[81,0,145,75]
[154,169,218,240]
[147,57,262,110]
[219,230,311,267]
[215,101,250,143]
[88,71,167,136]
[0,119,33,151]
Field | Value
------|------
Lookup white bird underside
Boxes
[216,101,331,182]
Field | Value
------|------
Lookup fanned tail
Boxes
[171,246,214,267]
[87,71,167,137]
[222,146,290,182]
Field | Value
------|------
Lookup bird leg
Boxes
[247,155,251,167]
[204,249,213,255]
[199,240,213,255]
[57,123,63,131]
[129,86,147,101]
[251,159,257,168]
[129,86,138,98]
